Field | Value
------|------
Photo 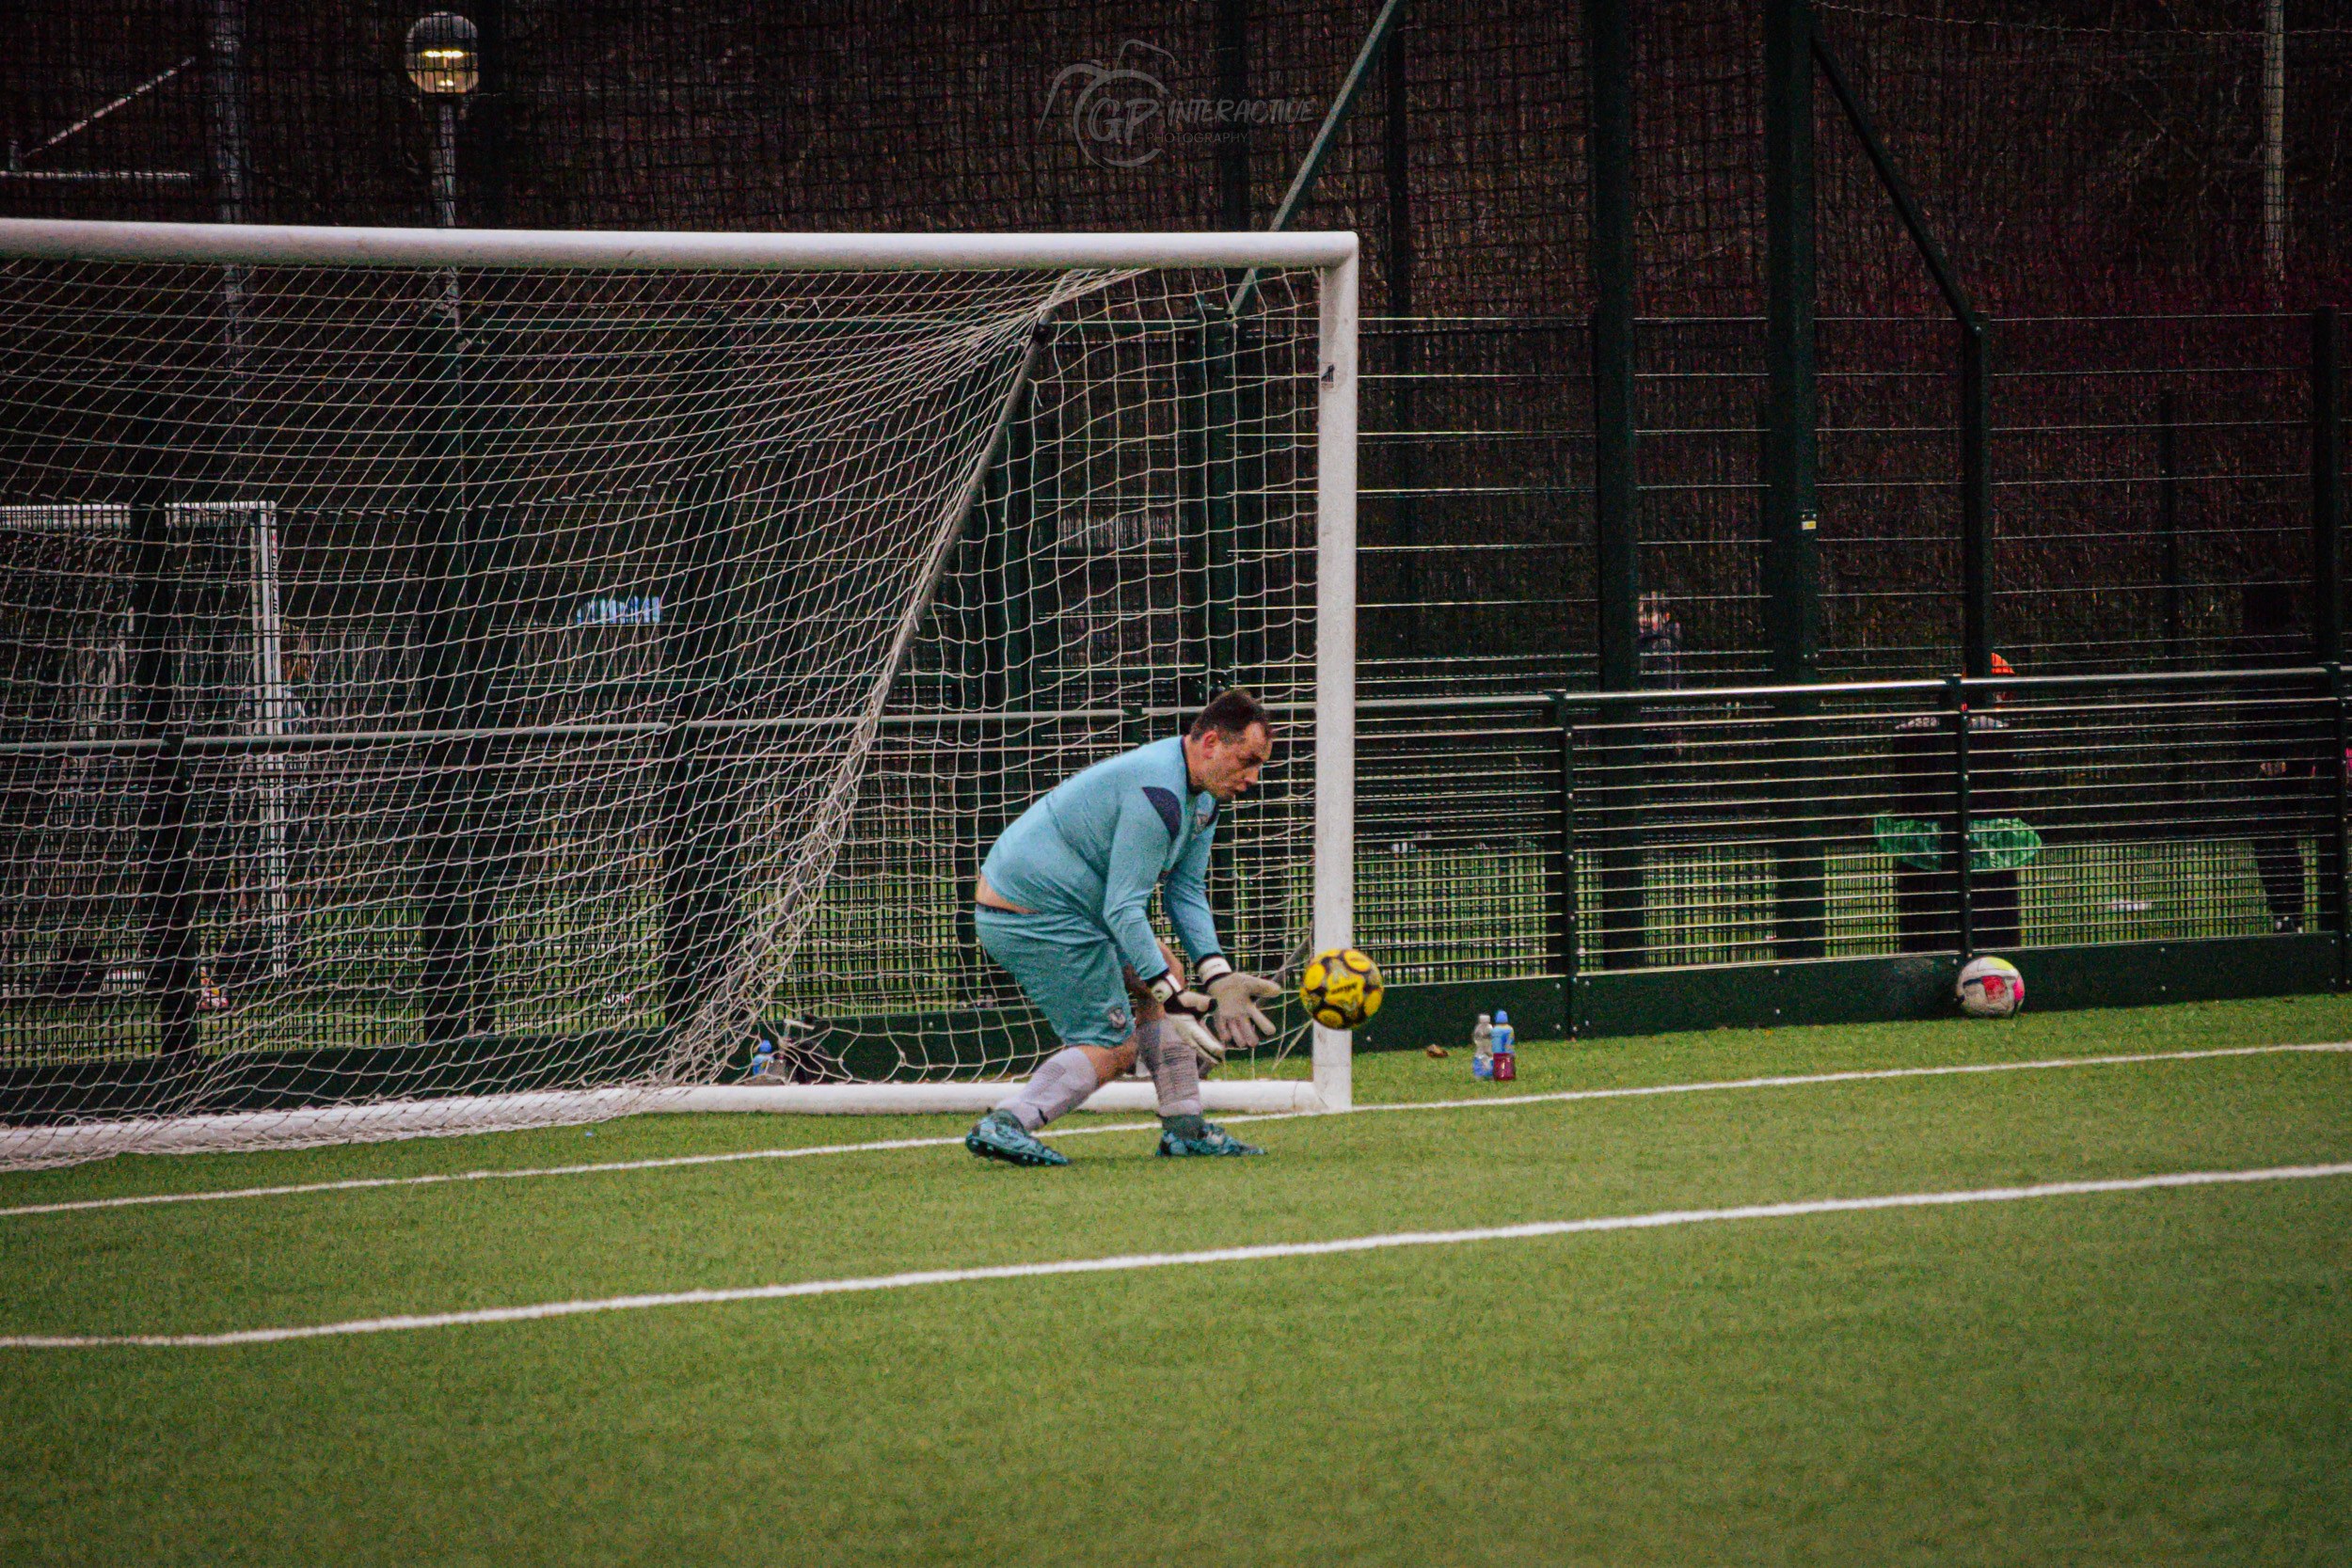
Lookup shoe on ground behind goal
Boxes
[965,1110,1071,1167]
[1156,1122,1263,1158]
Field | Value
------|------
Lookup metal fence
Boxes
[1354,666,2343,992]
[0,664,2341,1072]
[1357,309,2345,695]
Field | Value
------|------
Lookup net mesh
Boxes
[0,250,1327,1166]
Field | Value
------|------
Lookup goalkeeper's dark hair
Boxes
[1189,689,1272,740]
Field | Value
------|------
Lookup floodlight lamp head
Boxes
[405,12,480,96]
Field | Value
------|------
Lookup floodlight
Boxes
[405,13,479,97]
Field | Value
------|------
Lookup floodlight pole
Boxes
[405,13,485,1039]
[405,12,479,234]
[209,0,252,388]
[429,102,459,230]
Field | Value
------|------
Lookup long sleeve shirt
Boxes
[978,735,1223,984]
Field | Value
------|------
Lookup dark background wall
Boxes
[6,0,2349,687]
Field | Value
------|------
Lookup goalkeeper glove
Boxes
[1167,1012,1226,1071]
[1140,971,1229,1069]
[1192,957,1280,1052]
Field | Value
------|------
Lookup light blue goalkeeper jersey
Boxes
[979,734,1222,984]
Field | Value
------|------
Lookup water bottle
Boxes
[749,1037,777,1080]
[1471,1013,1494,1079]
[1491,1010,1518,1082]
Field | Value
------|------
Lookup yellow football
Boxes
[1299,946,1384,1030]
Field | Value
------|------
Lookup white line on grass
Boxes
[5,1039,2347,1221]
[5,1160,2346,1349]
[1330,1040,2352,1117]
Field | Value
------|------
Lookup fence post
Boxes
[1216,0,1252,235]
[659,313,750,1039]
[1206,313,1239,702]
[2158,388,2189,809]
[138,733,201,1061]
[1201,313,1241,942]
[2325,665,2349,986]
[1585,0,1646,971]
[461,313,521,1034]
[1547,691,1580,989]
[1178,302,1210,708]
[2326,664,2351,993]
[1595,693,1648,968]
[1948,674,1975,958]
[413,303,492,1044]
[1768,689,1825,959]
[2159,388,2183,670]
[2318,311,2347,990]
[2316,307,2343,666]
[969,374,1038,994]
[1382,11,1421,665]
[122,414,202,1059]
[1586,0,1639,692]
[1005,418,1040,717]
[1765,0,1825,959]
[1232,318,1267,685]
[1763,0,1820,685]
[1962,320,1993,679]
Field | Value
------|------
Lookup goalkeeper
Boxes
[963,689,1283,1167]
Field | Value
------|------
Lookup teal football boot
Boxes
[964,1109,1070,1167]
[1155,1117,1263,1158]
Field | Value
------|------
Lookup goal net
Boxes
[0,222,1357,1168]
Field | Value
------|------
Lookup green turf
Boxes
[2,996,2348,1564]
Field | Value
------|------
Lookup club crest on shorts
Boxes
[1105,1001,1130,1031]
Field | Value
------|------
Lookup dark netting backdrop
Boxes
[8,3,2347,688]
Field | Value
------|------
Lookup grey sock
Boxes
[997,1045,1099,1132]
[1135,1017,1203,1119]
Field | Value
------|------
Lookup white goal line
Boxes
[6,1160,2346,1349]
[0,1079,1324,1168]
[3,1040,2344,1221]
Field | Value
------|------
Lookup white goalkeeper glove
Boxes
[1142,966,1251,1064]
[1138,963,1270,1062]
[1184,957,1280,1052]
[1166,1012,1227,1071]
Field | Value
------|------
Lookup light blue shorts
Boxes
[975,906,1135,1049]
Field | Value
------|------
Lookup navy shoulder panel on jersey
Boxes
[1139,784,1184,840]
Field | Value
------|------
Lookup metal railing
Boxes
[1355,667,2347,988]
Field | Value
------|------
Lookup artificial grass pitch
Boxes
[1,996,2348,1565]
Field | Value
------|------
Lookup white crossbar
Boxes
[0,218,1359,273]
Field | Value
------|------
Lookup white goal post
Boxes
[0,218,1356,1164]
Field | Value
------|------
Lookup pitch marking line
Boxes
[5,1160,2346,1349]
[5,1040,2346,1221]
[1331,1039,2352,1117]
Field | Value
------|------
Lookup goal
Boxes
[0,220,1358,1167]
